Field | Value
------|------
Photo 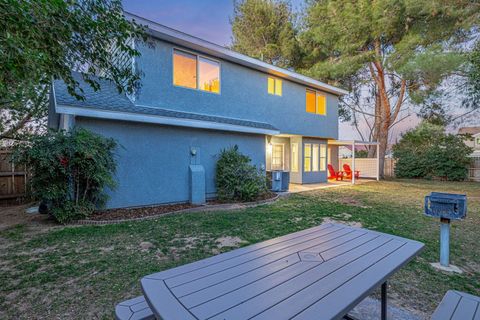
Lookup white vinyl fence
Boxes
[469,156,480,182]
[339,158,396,178]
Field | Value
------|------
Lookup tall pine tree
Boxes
[300,0,478,177]
[231,0,299,68]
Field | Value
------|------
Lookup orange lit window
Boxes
[268,77,282,96]
[306,90,316,113]
[316,94,326,115]
[173,49,221,93]
[199,57,220,93]
[173,50,197,89]
[306,89,327,115]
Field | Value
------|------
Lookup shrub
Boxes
[13,128,117,223]
[215,145,267,202]
[393,122,472,181]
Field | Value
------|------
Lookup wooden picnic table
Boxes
[141,223,424,320]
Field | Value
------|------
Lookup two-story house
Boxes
[458,127,480,181]
[458,127,480,154]
[48,13,348,209]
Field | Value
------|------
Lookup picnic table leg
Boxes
[381,281,387,320]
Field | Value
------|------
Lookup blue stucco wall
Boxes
[76,117,266,209]
[134,38,339,139]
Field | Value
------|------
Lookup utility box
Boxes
[189,165,205,205]
[425,192,467,220]
[269,171,290,192]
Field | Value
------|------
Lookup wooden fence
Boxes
[0,149,28,206]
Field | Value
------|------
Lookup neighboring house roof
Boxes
[458,127,480,135]
[53,73,279,135]
[125,12,349,97]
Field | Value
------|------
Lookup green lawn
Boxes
[1,179,479,319]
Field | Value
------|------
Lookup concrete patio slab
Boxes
[288,179,374,193]
[350,296,425,320]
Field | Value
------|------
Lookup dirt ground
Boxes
[0,204,55,231]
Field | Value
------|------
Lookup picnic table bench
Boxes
[117,223,424,320]
[432,290,480,320]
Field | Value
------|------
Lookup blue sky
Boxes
[122,0,304,46]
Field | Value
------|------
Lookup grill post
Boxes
[440,217,451,267]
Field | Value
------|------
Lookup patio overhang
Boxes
[328,139,380,184]
[327,139,379,146]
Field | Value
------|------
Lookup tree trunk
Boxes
[367,88,381,158]
[377,118,389,179]
[368,52,404,179]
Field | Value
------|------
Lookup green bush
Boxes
[393,122,472,181]
[13,128,117,223]
[215,145,267,202]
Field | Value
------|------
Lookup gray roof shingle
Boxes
[53,73,278,131]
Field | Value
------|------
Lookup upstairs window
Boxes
[173,50,197,89]
[306,89,327,115]
[268,77,282,96]
[199,57,220,93]
[173,49,220,93]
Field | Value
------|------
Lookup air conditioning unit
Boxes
[270,170,290,192]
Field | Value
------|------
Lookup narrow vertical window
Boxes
[198,56,220,93]
[173,50,197,89]
[268,77,275,95]
[275,78,282,96]
[306,90,316,113]
[320,144,327,171]
[312,144,319,172]
[268,77,282,96]
[316,94,326,115]
[304,143,312,172]
[291,143,298,172]
[271,144,284,170]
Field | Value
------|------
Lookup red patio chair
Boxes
[328,164,344,181]
[343,164,360,180]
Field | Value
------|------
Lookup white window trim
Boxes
[172,47,221,95]
[271,143,285,171]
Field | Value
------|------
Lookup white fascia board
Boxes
[56,105,280,136]
[125,12,349,96]
[328,139,379,146]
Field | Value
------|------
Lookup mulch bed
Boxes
[206,191,277,205]
[88,203,199,221]
[86,192,278,222]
